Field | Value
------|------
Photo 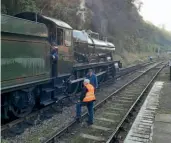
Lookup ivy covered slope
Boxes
[2,0,171,65]
[1,0,84,29]
[86,0,171,64]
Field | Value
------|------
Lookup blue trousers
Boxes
[76,101,94,124]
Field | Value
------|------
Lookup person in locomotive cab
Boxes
[76,79,96,125]
[86,69,98,92]
[48,31,56,44]
[51,42,58,78]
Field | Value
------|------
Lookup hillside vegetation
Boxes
[2,0,171,65]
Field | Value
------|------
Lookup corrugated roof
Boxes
[42,15,72,29]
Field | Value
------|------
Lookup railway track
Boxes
[1,62,153,135]
[44,62,165,143]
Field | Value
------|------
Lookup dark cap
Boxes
[88,69,93,72]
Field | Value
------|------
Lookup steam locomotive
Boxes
[1,12,121,119]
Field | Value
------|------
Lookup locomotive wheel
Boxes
[10,90,35,118]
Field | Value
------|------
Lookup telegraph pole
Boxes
[77,0,86,30]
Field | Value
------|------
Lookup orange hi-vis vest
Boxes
[83,83,96,102]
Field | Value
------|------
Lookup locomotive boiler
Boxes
[73,30,115,63]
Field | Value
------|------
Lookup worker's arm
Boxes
[80,87,87,101]
[94,75,98,89]
[85,74,89,79]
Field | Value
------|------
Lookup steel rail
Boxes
[44,62,162,143]
[106,62,166,143]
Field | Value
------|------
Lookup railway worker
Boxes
[107,56,112,61]
[114,62,119,72]
[149,56,152,62]
[51,42,58,79]
[86,69,98,92]
[76,79,96,125]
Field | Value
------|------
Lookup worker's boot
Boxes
[86,121,93,126]
[75,117,81,123]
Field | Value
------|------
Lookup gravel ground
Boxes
[1,63,156,143]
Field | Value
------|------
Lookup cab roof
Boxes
[15,12,72,30]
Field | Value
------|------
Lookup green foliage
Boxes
[87,0,171,54]
[1,0,39,15]
[1,0,171,54]
[1,0,83,29]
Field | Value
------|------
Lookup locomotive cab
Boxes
[15,12,74,76]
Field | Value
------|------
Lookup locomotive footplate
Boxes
[40,88,55,106]
[73,61,114,70]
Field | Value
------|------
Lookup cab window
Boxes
[65,30,72,46]
[48,25,57,45]
[57,28,64,46]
